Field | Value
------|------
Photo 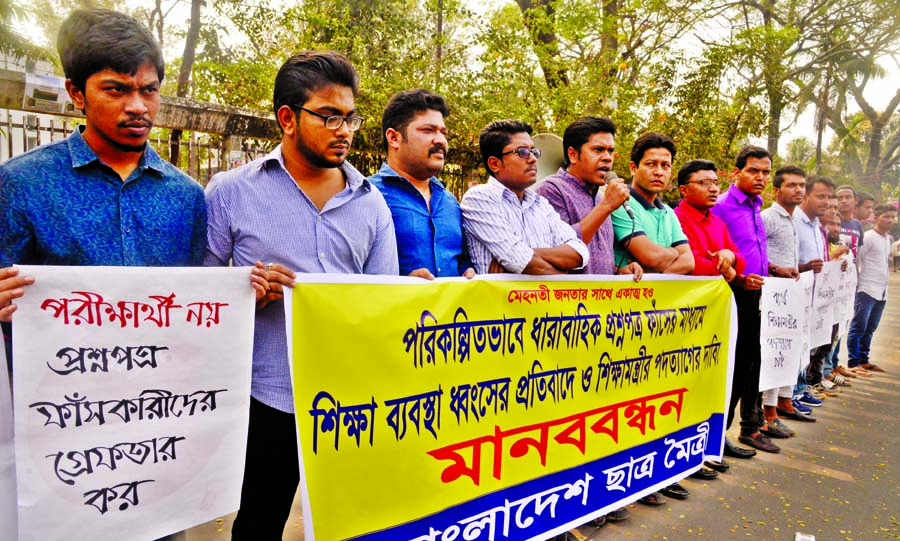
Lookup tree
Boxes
[168,0,203,166]
[0,0,51,60]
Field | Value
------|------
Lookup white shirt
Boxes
[857,229,892,301]
[461,177,589,274]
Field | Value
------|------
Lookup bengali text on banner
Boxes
[12,266,255,541]
[290,274,737,541]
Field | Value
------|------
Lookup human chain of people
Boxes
[0,6,894,541]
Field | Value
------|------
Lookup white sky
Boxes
[11,0,899,154]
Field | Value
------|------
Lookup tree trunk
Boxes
[169,0,203,167]
[514,0,569,90]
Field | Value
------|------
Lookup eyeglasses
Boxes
[500,146,542,160]
[685,179,720,188]
[296,107,364,131]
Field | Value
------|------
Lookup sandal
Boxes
[660,483,690,500]
[639,491,667,506]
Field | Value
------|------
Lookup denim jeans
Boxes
[847,291,887,367]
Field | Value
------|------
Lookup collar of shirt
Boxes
[629,186,665,210]
[769,201,792,218]
[67,125,167,180]
[795,206,818,228]
[726,184,762,210]
[555,167,598,198]
[675,200,711,224]
[256,144,369,193]
[487,176,539,208]
[371,162,446,196]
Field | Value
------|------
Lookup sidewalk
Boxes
[185,273,900,541]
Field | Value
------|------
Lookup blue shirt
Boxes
[794,207,827,264]
[0,127,207,267]
[369,163,471,277]
[204,146,398,413]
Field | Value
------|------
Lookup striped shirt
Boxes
[204,146,398,413]
[460,177,589,274]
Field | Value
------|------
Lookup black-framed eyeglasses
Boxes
[500,146,542,160]
[296,106,364,131]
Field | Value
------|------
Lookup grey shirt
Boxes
[761,202,799,268]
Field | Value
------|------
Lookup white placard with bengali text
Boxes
[809,261,841,348]
[835,262,857,336]
[1,339,16,541]
[12,266,255,541]
[759,276,811,391]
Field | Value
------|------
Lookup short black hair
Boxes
[562,116,616,167]
[873,203,897,217]
[273,51,359,132]
[806,174,836,193]
[773,165,806,189]
[677,159,717,186]
[836,184,857,197]
[57,9,164,92]
[856,191,875,207]
[630,132,676,166]
[381,89,449,152]
[479,119,532,172]
[734,145,771,170]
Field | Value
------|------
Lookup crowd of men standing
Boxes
[0,8,895,541]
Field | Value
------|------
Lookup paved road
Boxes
[186,274,900,541]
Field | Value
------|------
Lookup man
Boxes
[369,89,474,279]
[673,159,745,282]
[607,133,694,503]
[534,117,638,525]
[610,132,694,275]
[847,204,896,373]
[0,9,210,335]
[537,116,641,280]
[760,166,816,427]
[204,51,398,540]
[711,146,778,455]
[855,191,875,227]
[836,185,864,257]
[460,120,589,275]
[793,175,838,405]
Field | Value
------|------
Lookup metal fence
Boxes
[1,109,483,198]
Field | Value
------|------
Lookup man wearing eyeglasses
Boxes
[460,120,589,275]
[203,51,398,540]
[369,89,475,279]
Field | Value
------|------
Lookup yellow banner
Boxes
[291,275,735,541]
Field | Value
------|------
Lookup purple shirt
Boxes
[536,168,615,275]
[711,184,768,276]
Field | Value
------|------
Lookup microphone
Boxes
[606,171,635,220]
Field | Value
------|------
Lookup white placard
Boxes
[809,261,842,348]
[759,276,811,391]
[1,337,17,541]
[13,266,255,541]
[835,262,857,336]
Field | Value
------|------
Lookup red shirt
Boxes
[674,200,747,277]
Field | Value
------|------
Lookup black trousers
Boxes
[726,286,763,437]
[232,398,300,541]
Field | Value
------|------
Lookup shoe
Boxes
[723,437,757,458]
[808,388,827,400]
[704,460,730,473]
[779,404,817,422]
[605,507,630,522]
[813,384,839,397]
[798,391,823,407]
[771,417,796,436]
[834,366,857,378]
[850,366,873,377]
[738,432,781,453]
[585,514,607,527]
[690,467,719,480]
[862,363,886,373]
[551,533,578,541]
[639,491,667,506]
[760,422,791,439]
[819,379,838,390]
[660,483,690,500]
[828,374,851,387]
